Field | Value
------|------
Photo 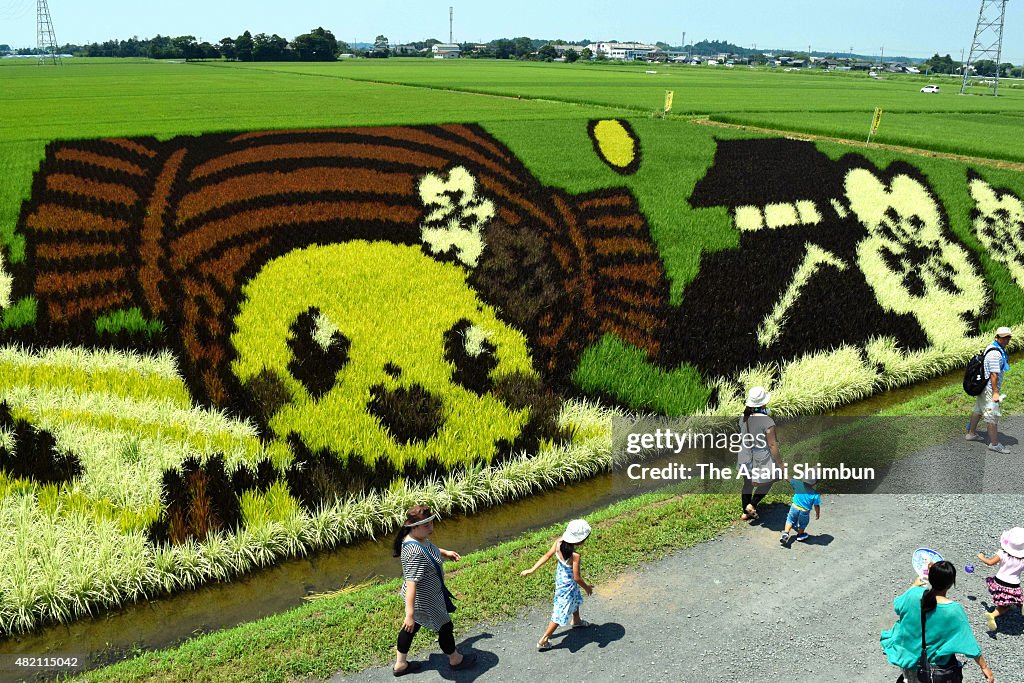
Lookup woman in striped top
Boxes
[392,505,476,677]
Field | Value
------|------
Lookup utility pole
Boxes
[880,45,884,66]
[449,6,453,44]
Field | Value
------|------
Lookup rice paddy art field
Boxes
[1,58,1024,636]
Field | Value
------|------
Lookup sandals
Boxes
[537,640,552,651]
[393,661,422,677]
[572,620,592,629]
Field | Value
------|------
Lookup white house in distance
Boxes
[585,41,658,60]
[431,43,461,58]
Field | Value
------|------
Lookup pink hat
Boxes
[1001,527,1024,558]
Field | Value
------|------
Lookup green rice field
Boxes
[2,56,1024,636]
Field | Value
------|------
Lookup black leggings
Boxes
[741,476,773,511]
[397,621,455,655]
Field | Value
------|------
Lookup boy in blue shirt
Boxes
[780,475,821,547]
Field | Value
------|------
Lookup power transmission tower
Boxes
[960,0,1009,95]
[36,0,61,65]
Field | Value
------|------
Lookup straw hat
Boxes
[563,519,592,543]
[1001,527,1024,558]
[745,386,771,408]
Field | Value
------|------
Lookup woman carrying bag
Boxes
[392,505,477,677]
[881,561,994,683]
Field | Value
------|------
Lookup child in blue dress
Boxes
[780,474,821,547]
[520,519,594,651]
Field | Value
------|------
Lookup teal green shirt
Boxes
[880,586,982,669]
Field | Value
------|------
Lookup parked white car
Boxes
[920,84,940,93]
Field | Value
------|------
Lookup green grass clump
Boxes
[573,334,711,415]
[95,308,165,338]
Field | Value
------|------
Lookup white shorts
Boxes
[974,386,1001,425]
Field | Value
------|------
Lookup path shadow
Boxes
[547,621,626,653]
[980,603,1024,638]
[797,533,834,547]
[749,503,788,532]
[420,633,498,681]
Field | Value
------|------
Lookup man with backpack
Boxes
[966,326,1013,453]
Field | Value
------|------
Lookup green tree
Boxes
[493,38,515,59]
[564,48,579,63]
[512,36,533,58]
[371,34,390,58]
[538,44,557,61]
[171,35,199,61]
[293,26,339,61]
[973,59,997,77]
[580,47,593,61]
[235,31,254,61]
[219,37,236,60]
[252,33,288,61]
[924,53,956,75]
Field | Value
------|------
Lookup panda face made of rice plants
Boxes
[230,240,545,481]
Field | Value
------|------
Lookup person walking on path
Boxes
[392,505,476,677]
[966,327,1013,453]
[881,561,995,683]
[976,527,1024,632]
[738,386,784,522]
[520,519,594,652]
[779,475,821,547]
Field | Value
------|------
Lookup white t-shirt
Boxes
[996,550,1024,585]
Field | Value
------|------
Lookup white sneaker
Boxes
[987,443,1010,453]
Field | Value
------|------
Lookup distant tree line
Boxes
[5,33,1021,73]
[923,53,1022,78]
[5,27,347,62]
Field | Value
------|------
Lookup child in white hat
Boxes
[520,519,594,651]
[976,526,1024,631]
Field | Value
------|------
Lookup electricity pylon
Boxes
[960,0,1008,95]
[37,0,61,65]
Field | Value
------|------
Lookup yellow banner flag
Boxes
[664,90,674,113]
[866,107,883,144]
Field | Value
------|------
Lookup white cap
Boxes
[996,326,1012,338]
[563,519,592,543]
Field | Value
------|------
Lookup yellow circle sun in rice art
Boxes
[588,119,640,175]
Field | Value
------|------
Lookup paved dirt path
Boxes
[333,429,1024,683]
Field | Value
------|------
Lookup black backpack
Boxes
[963,346,1001,396]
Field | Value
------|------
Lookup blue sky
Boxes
[1,0,1021,62]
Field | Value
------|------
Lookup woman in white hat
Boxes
[976,526,1024,631]
[738,386,784,521]
[520,519,594,651]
